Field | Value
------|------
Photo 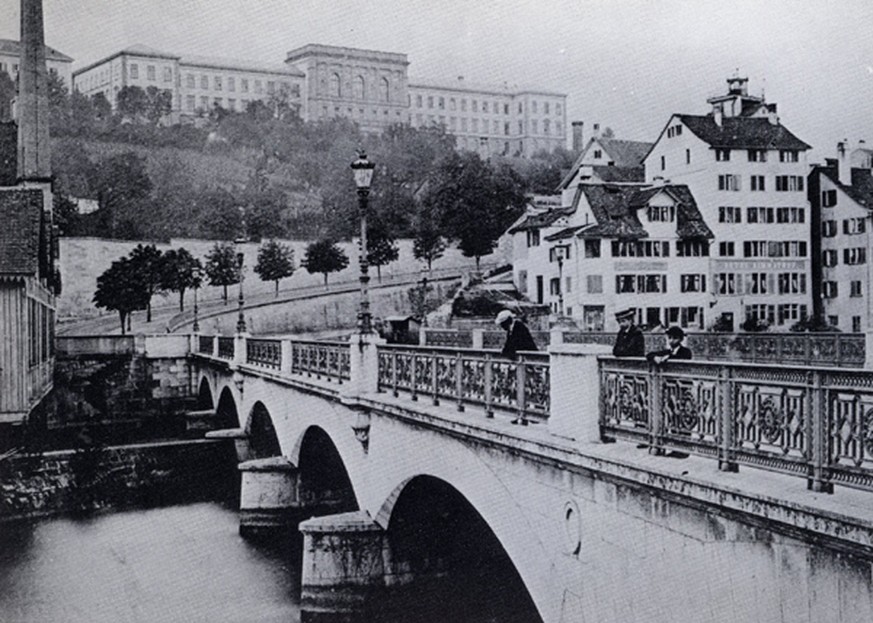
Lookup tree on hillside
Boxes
[366,223,399,282]
[93,152,153,239]
[204,242,240,302]
[93,257,148,334]
[303,239,348,288]
[0,70,15,121]
[411,201,447,271]
[160,248,203,311]
[426,152,526,270]
[194,189,243,241]
[117,86,150,121]
[47,69,70,129]
[144,86,173,125]
[254,239,295,296]
[127,244,165,322]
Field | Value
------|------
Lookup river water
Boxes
[0,502,301,623]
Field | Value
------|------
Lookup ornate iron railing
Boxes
[377,345,550,422]
[198,335,214,355]
[290,340,350,383]
[424,329,473,348]
[599,357,873,493]
[246,338,281,369]
[217,336,235,360]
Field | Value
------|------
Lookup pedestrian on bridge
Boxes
[646,325,692,364]
[612,308,645,357]
[495,310,537,358]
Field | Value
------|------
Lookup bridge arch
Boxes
[196,377,214,410]
[376,474,543,623]
[215,386,240,429]
[246,401,282,459]
[292,425,359,515]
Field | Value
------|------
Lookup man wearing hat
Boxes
[646,326,692,364]
[495,310,537,358]
[612,308,645,357]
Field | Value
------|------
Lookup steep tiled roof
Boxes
[544,224,594,242]
[558,139,651,189]
[820,166,873,210]
[589,165,644,183]
[597,138,653,167]
[0,121,16,186]
[507,207,574,233]
[678,114,810,151]
[0,39,73,62]
[0,188,43,275]
[575,183,712,240]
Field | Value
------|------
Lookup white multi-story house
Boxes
[73,44,305,121]
[0,38,72,87]
[643,76,812,331]
[809,141,873,332]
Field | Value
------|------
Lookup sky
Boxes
[2,0,872,160]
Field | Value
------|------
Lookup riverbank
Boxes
[0,439,236,520]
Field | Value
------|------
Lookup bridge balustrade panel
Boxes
[198,335,215,355]
[246,338,281,369]
[600,357,873,493]
[423,329,473,348]
[217,337,235,360]
[290,340,350,382]
[377,345,549,422]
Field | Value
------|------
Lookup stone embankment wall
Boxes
[0,440,235,519]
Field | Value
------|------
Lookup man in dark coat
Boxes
[496,310,537,358]
[646,325,693,364]
[612,308,645,357]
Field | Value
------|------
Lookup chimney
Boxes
[591,122,600,139]
[571,121,584,152]
[713,104,723,127]
[17,0,52,182]
[837,140,851,186]
[767,102,778,126]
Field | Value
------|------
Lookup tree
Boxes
[144,86,173,125]
[160,248,203,311]
[116,86,150,121]
[254,239,295,296]
[93,258,148,334]
[204,242,240,302]
[303,239,348,287]
[366,223,399,281]
[412,201,447,271]
[0,70,15,121]
[127,244,165,322]
[426,152,526,270]
[93,152,153,239]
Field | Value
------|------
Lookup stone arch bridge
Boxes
[189,331,873,623]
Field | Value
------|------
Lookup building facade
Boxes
[73,44,305,121]
[72,43,568,153]
[643,76,812,331]
[0,38,72,87]
[809,142,873,332]
[408,78,567,157]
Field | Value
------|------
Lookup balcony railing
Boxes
[377,345,549,422]
[247,338,281,369]
[217,336,235,360]
[599,357,873,493]
[290,340,350,383]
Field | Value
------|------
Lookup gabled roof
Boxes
[121,44,179,59]
[0,39,73,62]
[507,207,574,233]
[574,183,713,240]
[0,188,43,275]
[819,166,873,210]
[558,138,651,189]
[676,114,810,151]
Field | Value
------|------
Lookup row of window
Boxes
[717,174,805,192]
[413,94,562,117]
[713,148,800,162]
[129,63,173,82]
[28,299,55,367]
[715,272,807,295]
[328,73,390,102]
[717,206,806,224]
[823,280,863,298]
[827,316,863,333]
[823,248,867,266]
[412,115,563,137]
[744,304,808,325]
[821,218,866,237]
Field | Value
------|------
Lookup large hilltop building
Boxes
[72,43,568,155]
[0,37,72,87]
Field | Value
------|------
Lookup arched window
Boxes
[329,73,341,98]
[379,77,390,102]
[354,75,365,100]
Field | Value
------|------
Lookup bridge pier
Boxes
[299,511,387,623]
[238,456,300,536]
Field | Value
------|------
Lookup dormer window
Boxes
[715,149,731,161]
[647,205,675,222]
[747,149,767,162]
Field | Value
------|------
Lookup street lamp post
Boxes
[420,268,429,328]
[351,151,375,334]
[552,244,570,317]
[192,267,201,333]
[234,239,247,333]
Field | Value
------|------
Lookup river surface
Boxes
[0,502,300,623]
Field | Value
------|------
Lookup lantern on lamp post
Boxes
[351,151,376,334]
[234,237,247,334]
[192,266,201,333]
[551,244,571,317]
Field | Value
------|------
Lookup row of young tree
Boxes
[93,236,404,333]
